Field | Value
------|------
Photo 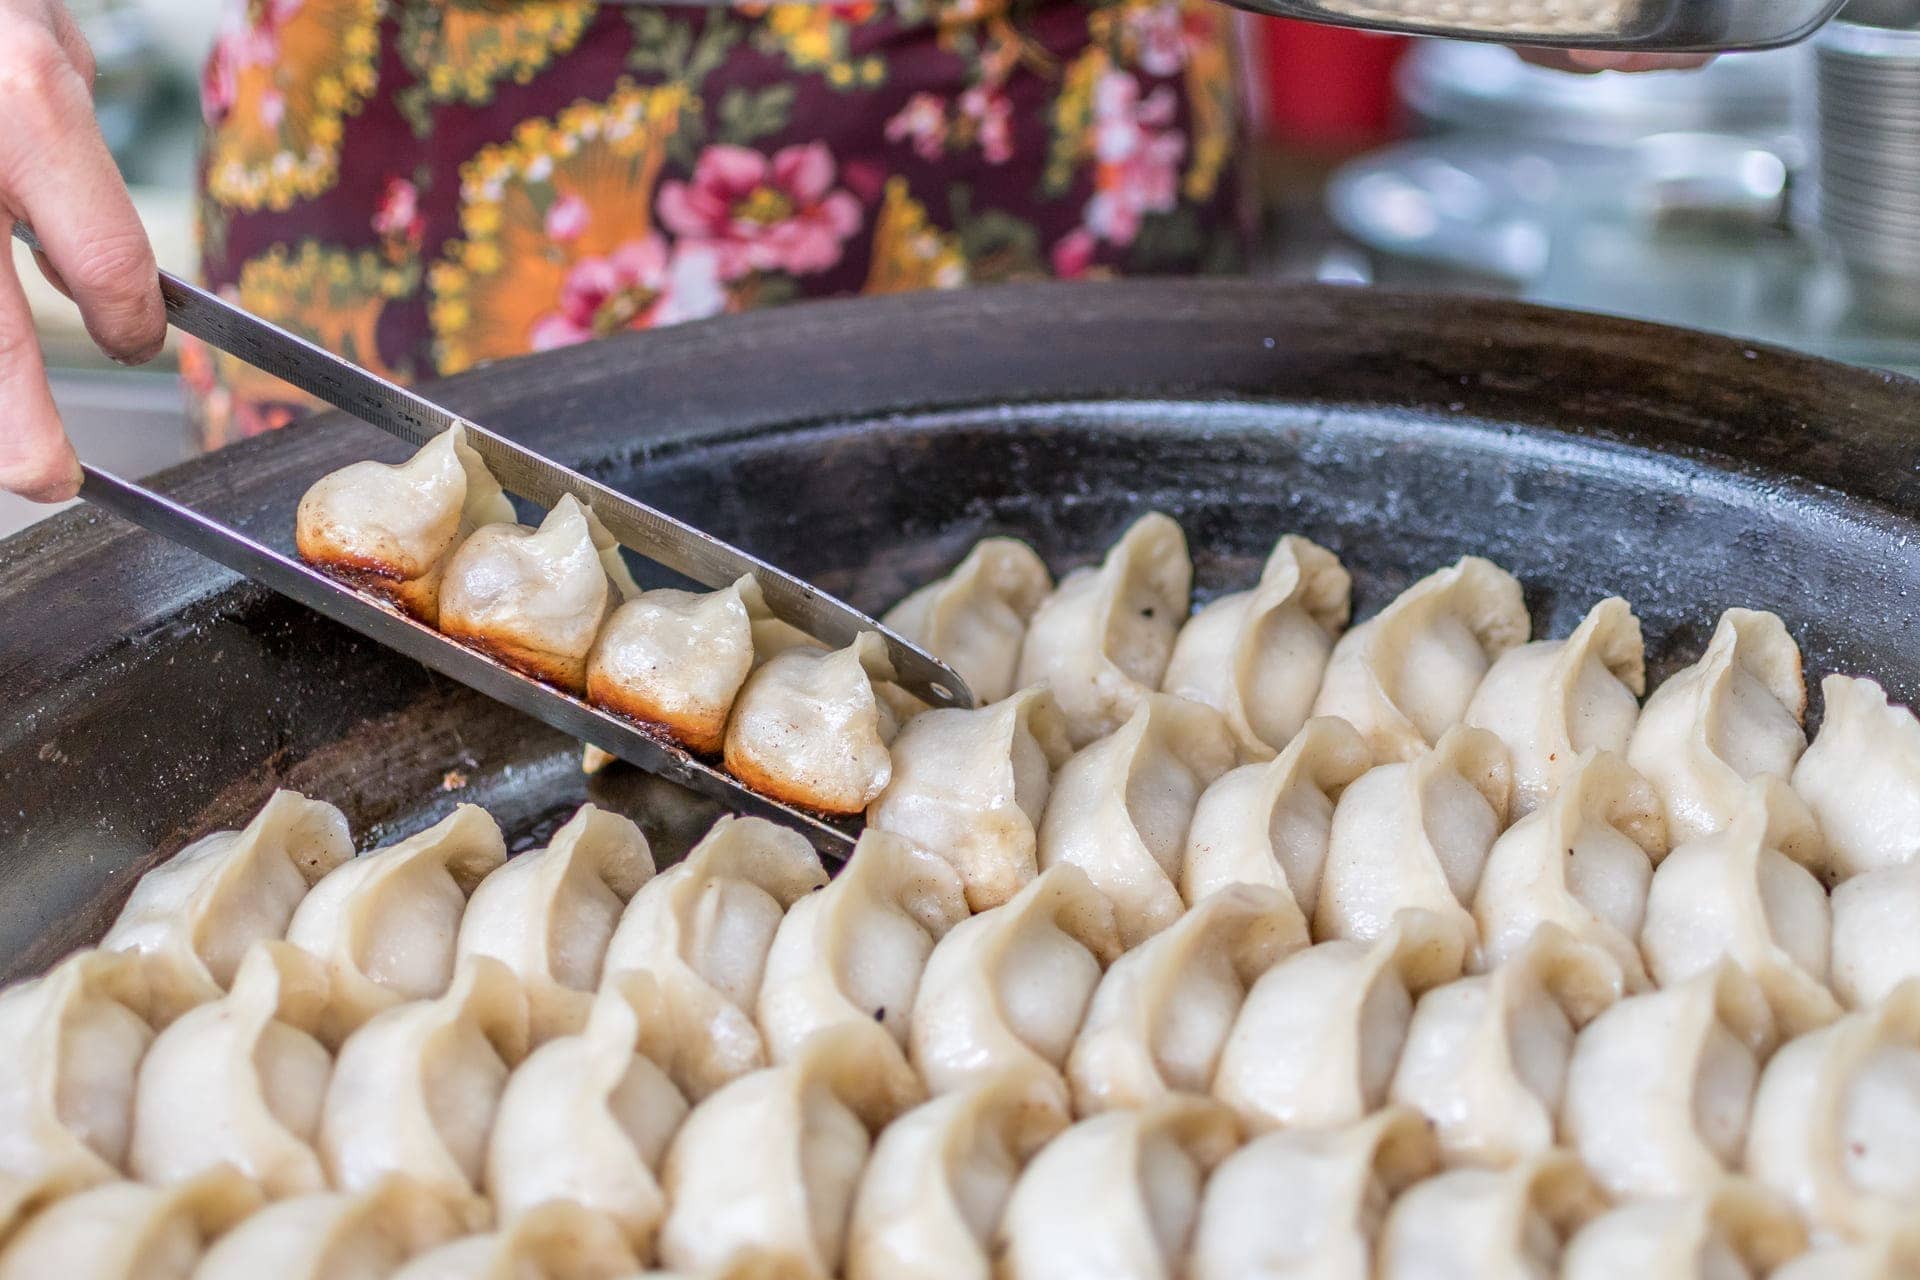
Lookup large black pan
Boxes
[3,281,1918,980]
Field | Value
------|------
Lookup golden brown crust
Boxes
[723,744,868,816]
[443,624,591,694]
[587,677,726,756]
[295,533,443,626]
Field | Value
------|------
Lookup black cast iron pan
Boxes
[2,280,1917,980]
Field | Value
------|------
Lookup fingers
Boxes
[46,2,95,88]
[1516,46,1716,74]
[0,243,79,502]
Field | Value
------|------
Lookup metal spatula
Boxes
[1219,0,1845,52]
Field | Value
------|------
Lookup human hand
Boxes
[0,0,165,502]
[1517,47,1717,73]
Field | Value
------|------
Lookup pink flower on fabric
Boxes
[1127,1,1193,77]
[959,85,1014,165]
[657,143,864,280]
[886,93,949,163]
[544,193,590,242]
[1051,228,1097,280]
[1084,70,1185,246]
[373,177,423,245]
[200,10,278,123]
[530,236,726,350]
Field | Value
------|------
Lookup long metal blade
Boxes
[77,465,857,858]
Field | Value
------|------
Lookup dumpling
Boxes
[1389,926,1622,1167]
[724,631,897,815]
[882,537,1053,705]
[598,816,828,1101]
[1792,675,1920,880]
[586,574,767,754]
[1474,749,1669,989]
[1561,964,1776,1199]
[1036,693,1238,947]
[1745,981,1920,1241]
[128,941,331,1196]
[1015,513,1191,747]
[910,864,1123,1101]
[1212,911,1466,1132]
[756,830,967,1115]
[194,1179,464,1280]
[995,1095,1238,1280]
[658,1025,911,1279]
[319,956,530,1226]
[99,789,352,1022]
[1189,1106,1438,1280]
[845,1066,1069,1280]
[867,687,1072,911]
[390,1200,641,1280]
[284,804,507,1046]
[438,494,634,693]
[456,804,654,1042]
[1832,863,1920,1008]
[1065,885,1305,1115]
[1311,556,1529,763]
[1375,1150,1606,1280]
[1640,780,1840,1035]
[485,976,688,1252]
[295,424,514,624]
[1181,715,1371,918]
[1161,534,1352,760]
[1464,596,1645,817]
[1559,1178,1808,1280]
[0,950,152,1228]
[1626,608,1807,845]
[1314,725,1511,954]
[0,1169,260,1280]
[1772,1228,1920,1280]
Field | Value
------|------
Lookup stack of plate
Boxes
[1814,10,1920,319]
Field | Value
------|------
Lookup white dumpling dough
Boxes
[194,1179,464,1280]
[0,1168,260,1280]
[1161,534,1351,760]
[295,423,514,624]
[867,686,1073,912]
[1559,1178,1807,1280]
[1626,607,1807,845]
[1465,596,1645,817]
[1771,1227,1920,1280]
[1311,555,1530,763]
[1793,674,1920,880]
[883,537,1053,705]
[1832,862,1920,1009]
[1375,1150,1606,1280]
[389,1200,641,1280]
[724,630,897,815]
[1037,692,1237,947]
[587,573,766,754]
[1015,512,1192,747]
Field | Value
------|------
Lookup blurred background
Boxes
[7,0,1920,538]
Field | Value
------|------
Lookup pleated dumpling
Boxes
[867,686,1073,911]
[995,1095,1239,1280]
[1793,675,1920,880]
[485,976,688,1252]
[757,830,967,1115]
[1389,926,1622,1166]
[1311,556,1530,763]
[1193,1107,1435,1280]
[1832,862,1920,1008]
[194,1179,464,1280]
[910,864,1123,1101]
[1465,596,1645,816]
[295,423,514,624]
[1037,693,1238,947]
[284,804,506,1046]
[724,630,897,815]
[599,815,828,1101]
[390,1200,641,1280]
[1745,981,1920,1241]
[0,1169,260,1280]
[1773,1227,1920,1280]
[1474,749,1669,988]
[587,574,768,754]
[1212,912,1466,1132]
[129,941,331,1196]
[439,494,635,693]
[319,956,530,1226]
[0,950,152,1227]
[1641,780,1840,1035]
[845,1066,1069,1280]
[99,789,352,1021]
[1314,725,1511,953]
[1561,964,1777,1199]
[1015,513,1192,747]
[1626,608,1807,845]
[882,537,1053,706]
[1065,885,1305,1115]
[1376,1150,1606,1280]
[658,1025,911,1280]
[1560,1179,1808,1280]
[456,804,654,1042]
[1161,534,1352,760]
